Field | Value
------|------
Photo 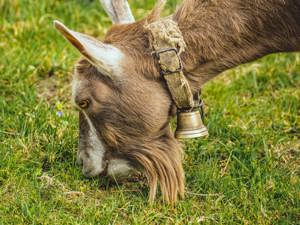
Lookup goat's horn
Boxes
[100,0,135,24]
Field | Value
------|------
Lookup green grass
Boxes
[1,0,299,224]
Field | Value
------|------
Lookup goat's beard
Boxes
[101,124,185,204]
[128,137,185,204]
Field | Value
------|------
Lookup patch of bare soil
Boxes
[275,139,300,172]
[36,70,72,106]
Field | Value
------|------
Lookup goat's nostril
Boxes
[82,167,93,177]
[98,160,109,177]
[98,170,107,177]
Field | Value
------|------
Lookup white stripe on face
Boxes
[72,73,106,177]
[78,112,106,177]
[71,76,83,106]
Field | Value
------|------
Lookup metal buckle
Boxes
[151,48,183,75]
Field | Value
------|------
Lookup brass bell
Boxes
[175,110,209,139]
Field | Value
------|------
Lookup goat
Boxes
[54,0,300,204]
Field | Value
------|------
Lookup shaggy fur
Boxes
[73,0,300,204]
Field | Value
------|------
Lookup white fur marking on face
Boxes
[81,112,106,177]
[71,76,81,106]
[107,158,133,178]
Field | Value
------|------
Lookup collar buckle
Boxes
[151,48,183,75]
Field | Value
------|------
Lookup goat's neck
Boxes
[173,0,300,92]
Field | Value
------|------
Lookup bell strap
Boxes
[145,19,194,109]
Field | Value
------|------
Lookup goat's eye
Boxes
[78,100,89,109]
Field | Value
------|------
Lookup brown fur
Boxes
[105,0,300,91]
[74,0,300,204]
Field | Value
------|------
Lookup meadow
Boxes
[0,0,299,224]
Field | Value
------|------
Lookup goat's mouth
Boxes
[78,136,185,204]
[81,158,136,179]
[106,158,136,178]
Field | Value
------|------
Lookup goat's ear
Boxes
[54,20,123,78]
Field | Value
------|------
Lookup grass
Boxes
[0,0,299,224]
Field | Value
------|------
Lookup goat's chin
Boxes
[107,158,134,178]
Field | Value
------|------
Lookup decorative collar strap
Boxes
[145,19,195,110]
